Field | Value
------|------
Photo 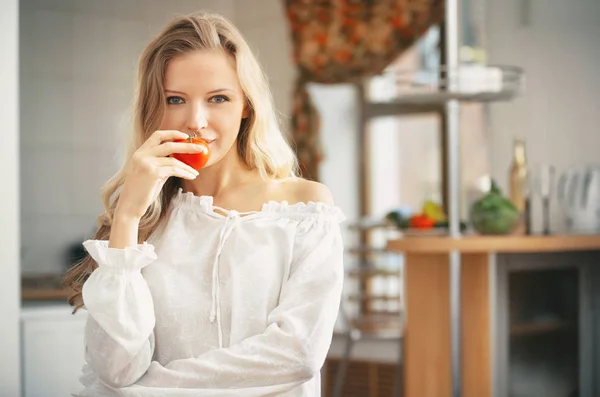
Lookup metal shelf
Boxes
[366,65,525,119]
[354,3,525,395]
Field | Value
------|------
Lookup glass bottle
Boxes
[509,138,530,234]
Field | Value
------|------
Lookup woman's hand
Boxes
[115,130,204,222]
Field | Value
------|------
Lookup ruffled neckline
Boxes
[172,188,346,223]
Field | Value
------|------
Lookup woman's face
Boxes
[160,50,248,168]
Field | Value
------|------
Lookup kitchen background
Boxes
[2,0,600,396]
[17,0,600,278]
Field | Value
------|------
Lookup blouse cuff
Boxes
[82,239,157,272]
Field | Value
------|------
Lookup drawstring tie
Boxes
[209,210,239,349]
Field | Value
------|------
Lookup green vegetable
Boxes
[385,210,409,229]
[470,180,520,235]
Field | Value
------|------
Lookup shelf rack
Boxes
[356,1,525,395]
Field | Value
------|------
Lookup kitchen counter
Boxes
[385,234,600,397]
[387,234,600,253]
[21,273,70,301]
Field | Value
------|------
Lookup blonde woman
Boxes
[64,11,345,397]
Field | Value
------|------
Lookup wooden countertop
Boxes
[386,234,600,254]
[21,273,70,301]
[22,288,70,301]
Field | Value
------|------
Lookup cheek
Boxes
[160,109,185,130]
[210,106,244,137]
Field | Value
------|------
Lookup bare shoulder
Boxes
[274,177,335,206]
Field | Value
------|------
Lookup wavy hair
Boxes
[64,12,298,311]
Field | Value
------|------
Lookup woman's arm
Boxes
[83,315,155,389]
[78,129,203,388]
[81,239,158,388]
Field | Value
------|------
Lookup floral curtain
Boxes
[284,0,444,180]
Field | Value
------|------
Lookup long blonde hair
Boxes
[64,12,298,311]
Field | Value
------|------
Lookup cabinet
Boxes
[495,252,597,397]
[20,302,87,397]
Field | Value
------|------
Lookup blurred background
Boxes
[2,0,600,396]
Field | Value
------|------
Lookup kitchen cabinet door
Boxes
[494,252,595,397]
[21,303,88,397]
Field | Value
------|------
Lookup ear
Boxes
[242,103,249,119]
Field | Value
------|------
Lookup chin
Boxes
[202,154,222,169]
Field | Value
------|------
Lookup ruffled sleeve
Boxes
[81,240,158,388]
[128,208,346,396]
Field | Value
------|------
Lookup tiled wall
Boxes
[19,0,300,274]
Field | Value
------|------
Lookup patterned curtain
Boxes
[284,0,444,180]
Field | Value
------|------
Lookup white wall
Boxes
[0,0,21,394]
[308,84,360,247]
[487,0,600,233]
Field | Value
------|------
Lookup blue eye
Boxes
[209,95,229,104]
[166,96,185,105]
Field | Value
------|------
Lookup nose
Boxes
[187,102,208,132]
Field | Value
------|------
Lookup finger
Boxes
[144,130,190,147]
[157,165,198,180]
[151,141,208,158]
[154,157,199,176]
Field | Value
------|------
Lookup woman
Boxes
[64,11,345,397]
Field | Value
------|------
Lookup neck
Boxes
[181,143,258,197]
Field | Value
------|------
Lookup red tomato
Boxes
[172,137,210,171]
[409,214,436,229]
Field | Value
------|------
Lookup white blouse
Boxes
[73,189,346,397]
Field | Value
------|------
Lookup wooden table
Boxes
[386,234,600,397]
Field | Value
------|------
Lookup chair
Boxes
[332,244,405,397]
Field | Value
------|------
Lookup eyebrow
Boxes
[164,88,236,95]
